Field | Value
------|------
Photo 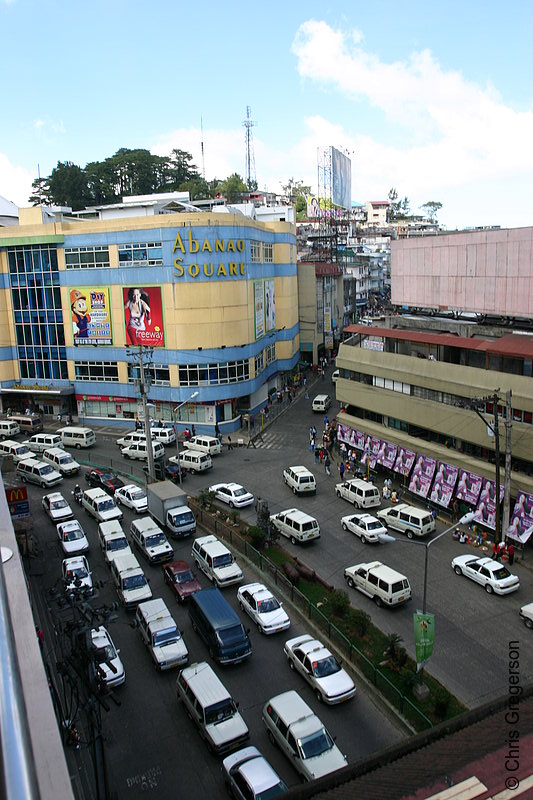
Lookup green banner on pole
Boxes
[413,612,435,667]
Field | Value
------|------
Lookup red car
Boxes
[85,468,125,496]
[163,560,201,602]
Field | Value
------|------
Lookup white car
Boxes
[114,484,148,513]
[222,747,287,800]
[91,626,125,688]
[519,603,533,629]
[42,492,73,524]
[209,482,254,508]
[283,633,356,704]
[57,519,89,555]
[341,513,388,544]
[237,583,290,635]
[451,555,520,595]
[62,555,93,595]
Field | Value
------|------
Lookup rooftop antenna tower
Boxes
[200,116,206,180]
[243,106,257,189]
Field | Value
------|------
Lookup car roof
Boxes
[355,513,379,523]
[63,555,87,567]
[120,483,141,492]
[45,492,65,501]
[239,755,280,792]
[57,519,82,531]
[295,638,330,659]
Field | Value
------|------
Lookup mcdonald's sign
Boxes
[5,486,30,519]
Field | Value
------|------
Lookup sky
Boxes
[1,0,532,230]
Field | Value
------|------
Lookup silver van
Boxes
[16,457,63,488]
[377,503,436,539]
[177,661,249,755]
[24,433,63,454]
[312,394,332,413]
[0,420,20,439]
[9,414,43,434]
[58,426,96,449]
[344,560,412,607]
[42,447,81,476]
[0,439,34,463]
[82,488,123,522]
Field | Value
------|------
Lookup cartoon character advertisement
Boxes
[122,286,165,347]
[429,461,458,508]
[70,287,112,346]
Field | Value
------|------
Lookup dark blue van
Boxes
[188,588,252,665]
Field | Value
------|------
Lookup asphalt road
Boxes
[19,430,405,800]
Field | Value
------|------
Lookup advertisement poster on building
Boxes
[264,279,275,332]
[254,280,264,340]
[393,447,416,477]
[122,286,165,347]
[473,480,504,530]
[429,461,459,508]
[408,455,436,499]
[508,491,533,543]
[70,286,112,346]
[377,441,398,470]
[455,469,483,505]
[413,612,435,669]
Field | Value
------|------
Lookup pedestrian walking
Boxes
[314,447,320,464]
[324,454,331,476]
[323,415,328,428]
[339,462,345,480]
[507,542,515,565]
[227,435,233,450]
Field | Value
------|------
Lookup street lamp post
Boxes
[173,392,199,484]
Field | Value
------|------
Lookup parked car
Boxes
[91,626,125,688]
[237,583,290,635]
[42,492,73,524]
[57,519,89,556]
[163,560,202,603]
[222,747,287,800]
[341,513,387,544]
[451,555,520,595]
[114,484,148,513]
[209,483,254,508]
[85,468,125,496]
[62,555,93,596]
[283,633,356,704]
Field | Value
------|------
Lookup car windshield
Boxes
[299,728,334,759]
[175,570,194,583]
[59,455,74,464]
[205,700,236,725]
[51,498,68,510]
[312,655,341,678]
[123,574,147,589]
[41,465,54,475]
[255,783,287,800]
[492,566,512,580]
[175,512,194,526]
[258,597,279,613]
[101,473,115,482]
[108,538,128,552]
[146,533,167,547]
[217,625,246,646]
[153,627,179,646]
[65,527,83,541]
[213,553,233,568]
[99,499,115,512]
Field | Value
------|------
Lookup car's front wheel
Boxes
[229,501,234,508]
[315,689,323,703]
[346,576,355,589]
[341,522,348,531]
[524,618,533,629]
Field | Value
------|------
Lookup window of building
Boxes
[74,361,119,382]
[263,242,273,263]
[178,359,250,387]
[127,363,170,386]
[265,343,275,365]
[64,245,110,269]
[255,351,264,375]
[118,242,163,266]
[250,241,262,263]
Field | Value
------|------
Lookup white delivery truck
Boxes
[146,480,196,539]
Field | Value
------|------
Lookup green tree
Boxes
[282,178,311,203]
[167,148,201,189]
[387,188,411,221]
[28,176,51,206]
[219,173,248,204]
[420,201,443,223]
[46,161,90,210]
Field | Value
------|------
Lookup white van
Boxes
[176,662,249,755]
[110,552,152,609]
[312,394,332,413]
[174,449,213,473]
[82,488,123,522]
[0,439,34,463]
[135,598,188,670]
[335,478,381,509]
[24,433,63,454]
[16,457,63,488]
[377,503,436,539]
[183,436,222,456]
[42,447,81,476]
[97,520,132,566]
[282,466,316,495]
[150,427,176,446]
[269,508,320,544]
[130,517,174,564]
[344,560,412,607]
[121,440,165,461]
[191,535,243,588]
[58,426,96,449]
[116,430,147,448]
[0,420,20,439]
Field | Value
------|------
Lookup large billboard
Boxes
[331,146,351,210]
[122,286,165,347]
[254,280,264,339]
[265,279,275,332]
[408,454,437,499]
[70,286,112,346]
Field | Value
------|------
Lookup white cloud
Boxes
[0,153,34,206]
[33,119,45,130]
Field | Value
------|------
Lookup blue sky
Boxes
[2,0,532,229]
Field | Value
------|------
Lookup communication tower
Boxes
[243,106,257,189]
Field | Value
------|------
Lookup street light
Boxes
[173,392,199,484]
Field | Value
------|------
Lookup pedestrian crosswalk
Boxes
[252,430,287,450]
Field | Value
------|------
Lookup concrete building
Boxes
[298,261,343,364]
[0,200,299,431]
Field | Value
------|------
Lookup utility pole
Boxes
[129,345,155,483]
[503,390,513,536]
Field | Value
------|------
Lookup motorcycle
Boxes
[72,485,83,505]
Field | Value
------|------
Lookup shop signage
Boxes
[172,231,246,279]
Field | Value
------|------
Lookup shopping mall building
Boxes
[0,199,299,432]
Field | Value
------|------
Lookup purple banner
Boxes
[409,455,437,499]
[473,480,504,531]
[394,447,416,477]
[429,461,459,508]
[360,436,379,470]
[377,441,398,470]
[507,492,533,543]
[455,469,483,506]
